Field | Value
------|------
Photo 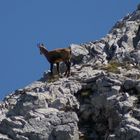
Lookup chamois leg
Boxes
[64,61,68,77]
[50,63,53,76]
[64,61,71,77]
[67,61,71,77]
[56,62,60,76]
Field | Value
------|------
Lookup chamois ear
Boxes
[41,43,44,47]
[37,43,45,48]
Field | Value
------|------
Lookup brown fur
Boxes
[38,43,71,77]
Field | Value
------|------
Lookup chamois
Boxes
[37,43,71,77]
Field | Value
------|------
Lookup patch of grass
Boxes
[102,59,136,74]
[81,89,93,97]
[47,74,60,83]
[103,60,121,74]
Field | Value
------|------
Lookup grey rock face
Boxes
[70,44,90,65]
[1,3,140,140]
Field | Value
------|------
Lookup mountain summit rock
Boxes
[1,4,140,140]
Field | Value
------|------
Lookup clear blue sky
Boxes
[0,1,139,100]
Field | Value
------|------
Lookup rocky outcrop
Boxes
[0,3,140,140]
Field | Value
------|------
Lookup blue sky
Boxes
[0,1,139,100]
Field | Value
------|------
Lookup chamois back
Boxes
[48,48,71,63]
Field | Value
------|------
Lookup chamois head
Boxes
[37,43,47,55]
